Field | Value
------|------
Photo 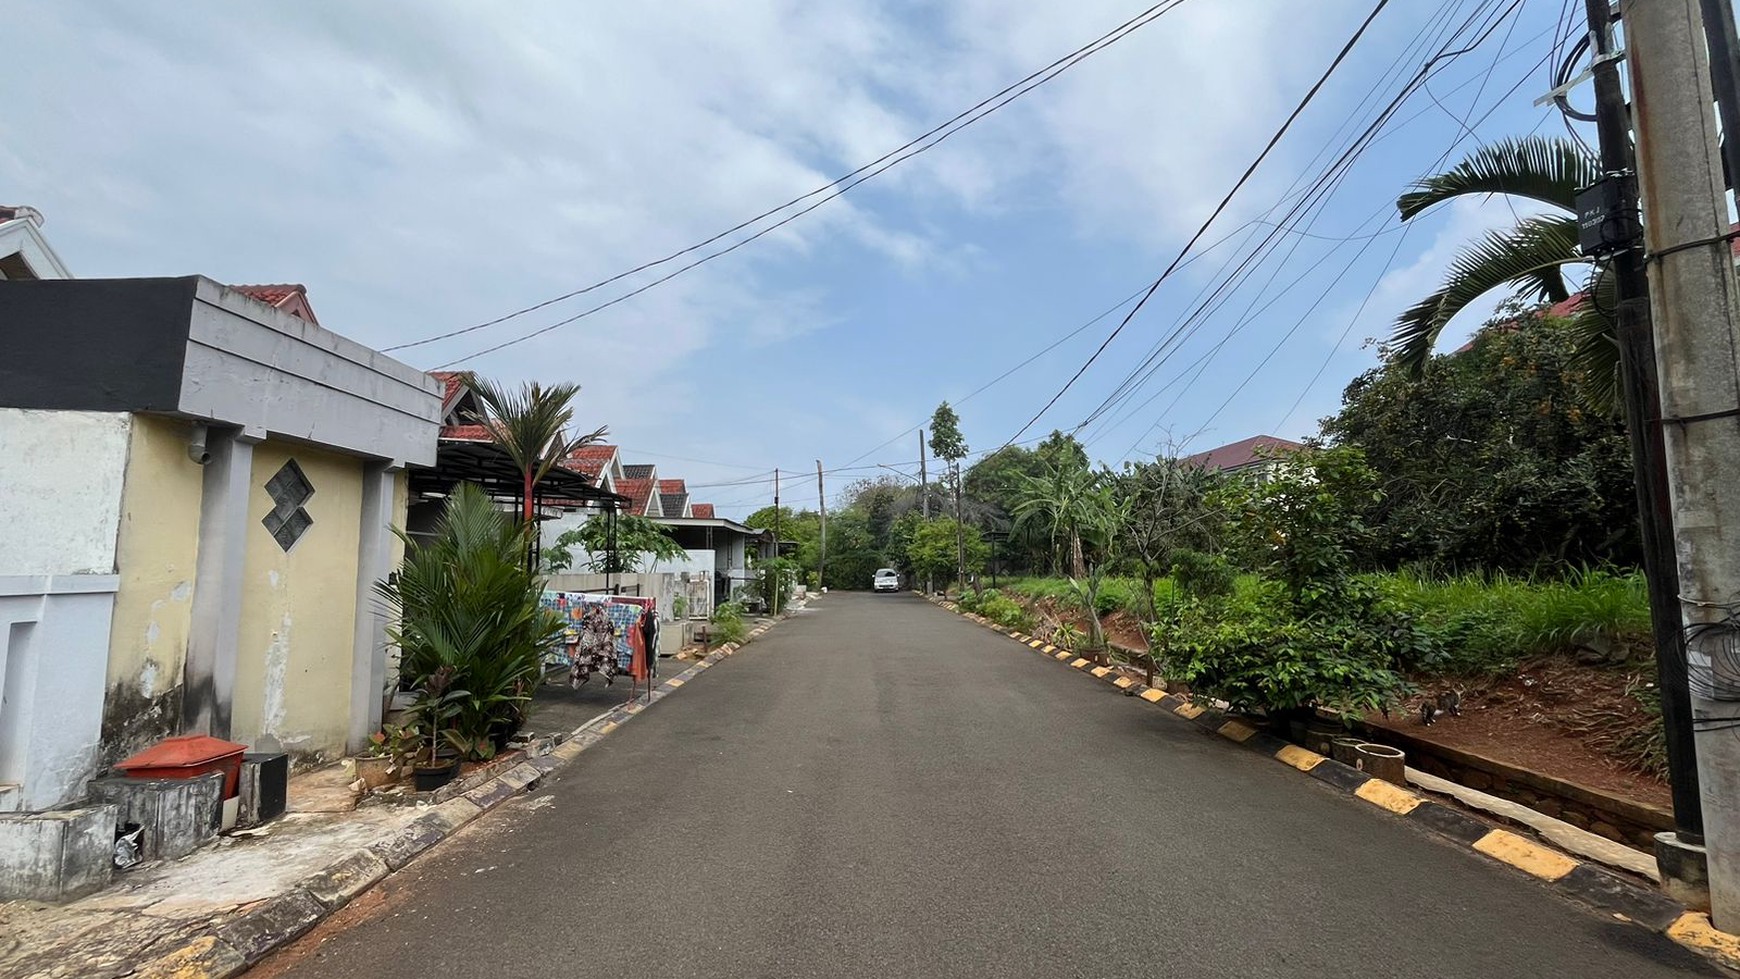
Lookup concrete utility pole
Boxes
[772,468,781,616]
[953,461,966,596]
[1580,0,1706,873]
[816,459,827,592]
[919,429,931,594]
[1626,0,1740,928]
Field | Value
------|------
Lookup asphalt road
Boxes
[256,592,1716,978]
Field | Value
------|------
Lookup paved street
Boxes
[256,593,1714,978]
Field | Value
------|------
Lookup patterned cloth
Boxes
[542,592,625,686]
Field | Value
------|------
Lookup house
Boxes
[0,274,444,817]
[408,372,623,550]
[1181,435,1303,476]
[0,205,72,280]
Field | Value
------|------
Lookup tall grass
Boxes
[1375,567,1650,674]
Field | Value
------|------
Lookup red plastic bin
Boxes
[114,735,248,799]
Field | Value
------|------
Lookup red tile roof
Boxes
[657,479,686,495]
[428,370,472,407]
[616,478,655,516]
[1181,435,1302,473]
[439,423,493,442]
[690,503,715,519]
[565,444,618,479]
[232,283,304,306]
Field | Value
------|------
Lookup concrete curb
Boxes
[927,595,1739,972]
[128,615,792,978]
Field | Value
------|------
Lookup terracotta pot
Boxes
[352,754,397,789]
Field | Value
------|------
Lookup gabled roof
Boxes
[0,206,72,280]
[428,370,479,421]
[622,463,656,480]
[616,477,656,516]
[438,423,493,442]
[565,444,619,479]
[232,283,320,326]
[1181,435,1302,473]
[690,503,715,519]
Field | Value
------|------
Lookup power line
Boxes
[996,0,1397,452]
[383,0,1195,359]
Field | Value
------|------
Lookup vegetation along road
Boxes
[255,593,1710,978]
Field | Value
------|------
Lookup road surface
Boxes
[256,592,1714,977]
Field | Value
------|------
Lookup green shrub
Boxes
[711,601,748,645]
[978,592,1033,632]
[1171,549,1235,600]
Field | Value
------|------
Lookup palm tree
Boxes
[1011,463,1111,580]
[465,377,607,529]
[1390,136,1619,403]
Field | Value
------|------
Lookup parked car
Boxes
[872,568,901,592]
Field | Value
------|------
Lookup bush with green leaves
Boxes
[1170,549,1235,600]
[710,601,748,645]
[378,483,563,761]
[977,592,1033,632]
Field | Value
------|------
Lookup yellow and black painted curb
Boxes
[925,594,1740,970]
[128,618,790,979]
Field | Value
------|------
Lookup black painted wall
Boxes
[0,276,198,411]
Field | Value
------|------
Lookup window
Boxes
[263,459,315,551]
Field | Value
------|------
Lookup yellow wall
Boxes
[232,440,363,760]
[102,414,205,766]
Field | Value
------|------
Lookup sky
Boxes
[2,0,1588,517]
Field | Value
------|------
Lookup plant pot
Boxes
[412,759,459,792]
[351,754,397,790]
[1331,737,1368,766]
[1303,718,1344,756]
[1354,743,1407,786]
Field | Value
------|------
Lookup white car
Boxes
[872,568,901,592]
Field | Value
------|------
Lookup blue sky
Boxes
[2,0,1585,516]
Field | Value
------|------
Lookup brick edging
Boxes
[924,595,1739,971]
[130,616,791,979]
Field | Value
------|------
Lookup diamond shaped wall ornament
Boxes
[263,459,314,552]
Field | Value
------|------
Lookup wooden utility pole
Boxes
[1626,0,1740,927]
[1580,0,1704,854]
[816,459,827,592]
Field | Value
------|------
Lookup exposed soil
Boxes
[1368,658,1670,810]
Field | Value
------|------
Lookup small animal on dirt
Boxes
[1420,690,1462,726]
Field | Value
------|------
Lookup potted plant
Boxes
[411,666,469,791]
[353,722,418,789]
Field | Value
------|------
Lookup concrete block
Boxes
[237,752,288,828]
[0,804,117,902]
[89,771,223,861]
[213,889,326,963]
[298,848,390,910]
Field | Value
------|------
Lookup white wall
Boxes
[0,577,119,810]
[0,409,131,575]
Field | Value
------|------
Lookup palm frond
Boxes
[1397,136,1598,219]
[1389,216,1584,375]
[1565,264,1623,414]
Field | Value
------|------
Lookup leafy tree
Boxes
[1110,458,1223,631]
[930,402,971,593]
[1389,136,1620,407]
[907,517,988,589]
[1322,307,1637,573]
[546,514,684,574]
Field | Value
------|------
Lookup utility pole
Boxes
[1626,0,1740,927]
[772,468,781,616]
[919,429,931,594]
[953,459,966,596]
[1580,0,1706,876]
[816,459,827,592]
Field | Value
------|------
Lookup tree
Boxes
[906,518,988,589]
[1011,462,1108,578]
[1111,458,1222,635]
[1389,136,1620,406]
[547,514,684,574]
[1323,305,1637,573]
[929,402,970,593]
[466,376,607,544]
